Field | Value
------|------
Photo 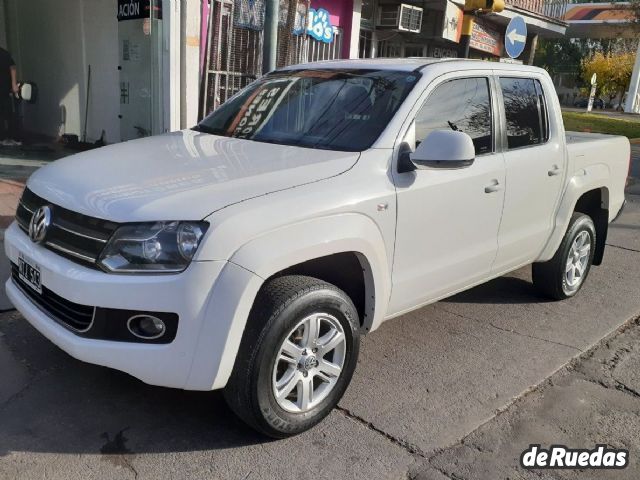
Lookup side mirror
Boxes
[410,130,475,169]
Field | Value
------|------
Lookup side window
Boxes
[415,77,493,155]
[500,77,549,149]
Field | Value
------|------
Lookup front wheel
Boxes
[532,212,596,300]
[224,275,360,438]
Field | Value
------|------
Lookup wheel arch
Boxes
[573,187,609,265]
[189,214,391,391]
[230,213,391,333]
[538,166,610,264]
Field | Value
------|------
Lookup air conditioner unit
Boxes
[377,4,424,33]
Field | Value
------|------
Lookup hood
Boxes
[27,130,359,223]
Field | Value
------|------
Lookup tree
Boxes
[534,39,586,78]
[581,51,635,105]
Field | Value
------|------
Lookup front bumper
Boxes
[4,221,256,390]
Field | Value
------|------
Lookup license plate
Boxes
[18,254,42,294]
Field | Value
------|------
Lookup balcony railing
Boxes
[508,0,568,20]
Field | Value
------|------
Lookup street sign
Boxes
[591,73,597,86]
[505,16,527,59]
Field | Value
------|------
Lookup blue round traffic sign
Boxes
[505,16,527,59]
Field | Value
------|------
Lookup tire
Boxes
[532,213,596,300]
[224,275,360,438]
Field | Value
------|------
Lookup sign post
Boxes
[504,16,527,59]
[587,73,597,113]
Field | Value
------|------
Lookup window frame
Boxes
[497,76,550,151]
[412,75,496,157]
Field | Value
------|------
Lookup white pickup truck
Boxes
[5,59,630,437]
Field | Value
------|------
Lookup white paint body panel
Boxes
[4,59,629,391]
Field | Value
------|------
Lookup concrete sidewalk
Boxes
[0,179,24,310]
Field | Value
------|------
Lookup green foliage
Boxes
[534,39,585,78]
[581,51,634,101]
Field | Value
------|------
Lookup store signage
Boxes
[442,1,463,43]
[234,0,266,30]
[118,0,161,22]
[429,46,458,58]
[470,20,502,56]
[306,8,335,43]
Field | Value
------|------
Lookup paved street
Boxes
[1,198,639,480]
[0,151,639,479]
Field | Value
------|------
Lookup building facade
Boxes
[0,0,575,147]
[200,0,569,115]
[357,0,567,63]
[1,0,199,144]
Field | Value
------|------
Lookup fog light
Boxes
[127,315,166,340]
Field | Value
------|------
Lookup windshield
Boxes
[196,69,420,152]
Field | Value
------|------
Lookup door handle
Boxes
[484,180,502,194]
[548,166,562,176]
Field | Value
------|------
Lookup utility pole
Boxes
[263,0,279,74]
[459,0,505,58]
[624,39,640,113]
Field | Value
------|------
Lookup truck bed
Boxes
[565,130,630,222]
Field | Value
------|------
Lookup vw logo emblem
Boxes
[29,206,52,244]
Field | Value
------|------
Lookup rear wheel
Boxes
[532,213,596,300]
[224,275,360,438]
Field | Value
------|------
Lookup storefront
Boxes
[200,0,356,115]
[1,0,191,144]
[357,0,567,63]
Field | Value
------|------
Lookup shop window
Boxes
[378,40,402,58]
[359,30,373,58]
[360,0,374,30]
[404,45,425,57]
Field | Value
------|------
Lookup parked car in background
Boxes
[5,59,630,438]
[574,97,605,109]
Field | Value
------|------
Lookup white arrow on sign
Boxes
[507,28,526,45]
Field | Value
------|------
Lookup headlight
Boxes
[98,221,208,273]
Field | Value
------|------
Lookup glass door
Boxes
[118,0,164,141]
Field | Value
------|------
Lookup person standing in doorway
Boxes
[0,46,19,145]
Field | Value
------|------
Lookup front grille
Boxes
[15,188,119,268]
[11,263,95,332]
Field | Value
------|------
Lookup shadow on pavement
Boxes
[0,312,271,457]
[444,275,548,305]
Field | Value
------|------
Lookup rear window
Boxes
[196,69,421,152]
[500,77,549,149]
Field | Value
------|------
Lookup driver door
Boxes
[387,74,506,315]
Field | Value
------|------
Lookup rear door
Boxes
[492,75,566,272]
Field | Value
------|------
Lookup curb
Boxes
[0,178,26,188]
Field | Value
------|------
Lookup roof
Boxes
[281,57,456,72]
[281,57,548,74]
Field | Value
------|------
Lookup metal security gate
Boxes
[288,27,343,65]
[201,0,343,116]
[201,0,264,116]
